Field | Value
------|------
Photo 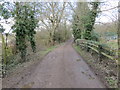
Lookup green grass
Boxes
[73,44,93,63]
[105,77,117,88]
[40,45,57,55]
[73,44,87,58]
[106,41,118,49]
[73,44,81,54]
[41,43,64,55]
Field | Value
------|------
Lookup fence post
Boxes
[98,45,102,62]
[76,40,79,46]
[86,42,90,52]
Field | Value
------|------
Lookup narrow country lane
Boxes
[3,40,106,88]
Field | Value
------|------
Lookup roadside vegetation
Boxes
[73,44,117,88]
[72,1,119,88]
[0,1,119,88]
[0,2,72,77]
[95,22,118,50]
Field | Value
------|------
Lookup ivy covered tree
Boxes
[71,1,100,41]
[72,14,81,41]
[0,2,11,77]
[12,2,38,61]
[71,2,90,41]
[0,2,11,32]
[83,2,100,40]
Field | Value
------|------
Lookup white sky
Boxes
[0,1,119,33]
[96,1,118,23]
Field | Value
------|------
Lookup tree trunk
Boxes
[118,1,120,88]
[2,34,7,77]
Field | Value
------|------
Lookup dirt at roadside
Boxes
[2,40,106,88]
[73,44,117,88]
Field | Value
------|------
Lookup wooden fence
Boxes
[76,39,118,63]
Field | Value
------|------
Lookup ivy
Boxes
[83,2,100,40]
[12,2,38,61]
[72,14,81,41]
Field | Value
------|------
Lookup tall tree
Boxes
[118,1,120,88]
[71,1,100,41]
[12,2,38,61]
[0,2,11,77]
[38,2,66,45]
[72,14,81,40]
[83,2,100,40]
[70,2,90,40]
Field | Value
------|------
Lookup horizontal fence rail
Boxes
[75,39,118,63]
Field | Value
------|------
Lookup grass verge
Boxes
[40,45,57,56]
[73,44,117,88]
[2,44,60,88]
[4,44,59,78]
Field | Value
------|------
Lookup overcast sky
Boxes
[0,0,119,33]
[96,1,118,23]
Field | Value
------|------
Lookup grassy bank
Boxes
[73,44,94,65]
[73,44,117,88]
[3,44,59,77]
[40,45,58,56]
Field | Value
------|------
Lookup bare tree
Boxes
[38,2,66,45]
